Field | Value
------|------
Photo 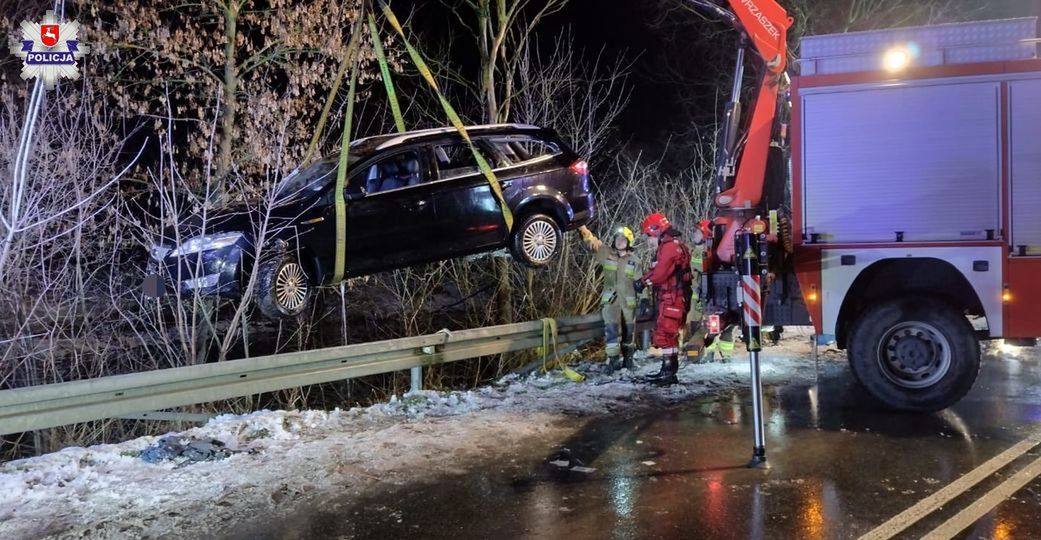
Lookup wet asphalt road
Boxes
[247,345,1041,539]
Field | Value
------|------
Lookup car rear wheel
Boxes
[848,296,979,412]
[256,253,313,320]
[510,213,562,267]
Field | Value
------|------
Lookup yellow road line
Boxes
[920,452,1041,540]
[859,434,1041,540]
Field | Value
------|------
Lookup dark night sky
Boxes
[544,0,1041,148]
[415,0,1041,153]
[542,0,675,146]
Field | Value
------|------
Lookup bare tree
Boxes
[0,82,136,391]
[451,0,569,123]
[84,0,371,196]
[512,30,633,161]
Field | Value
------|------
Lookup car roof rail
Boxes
[367,123,543,151]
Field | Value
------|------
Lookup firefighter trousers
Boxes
[686,323,736,362]
[603,303,635,358]
[651,290,688,354]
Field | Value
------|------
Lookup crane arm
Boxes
[730,0,791,72]
[687,0,790,72]
[686,0,792,263]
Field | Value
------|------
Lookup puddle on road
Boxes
[238,350,1041,540]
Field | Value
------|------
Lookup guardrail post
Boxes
[410,366,422,393]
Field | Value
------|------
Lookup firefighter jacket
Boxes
[595,244,639,318]
[643,229,693,350]
[641,229,693,295]
[580,228,639,322]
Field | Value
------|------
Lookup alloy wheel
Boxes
[521,220,558,264]
[275,262,308,312]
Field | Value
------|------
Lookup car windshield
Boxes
[274,156,356,200]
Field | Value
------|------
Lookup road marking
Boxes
[920,452,1041,540]
[859,435,1041,540]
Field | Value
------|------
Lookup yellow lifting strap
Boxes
[541,318,585,382]
[378,0,514,231]
[368,13,406,134]
[330,12,366,283]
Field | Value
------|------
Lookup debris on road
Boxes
[139,436,236,466]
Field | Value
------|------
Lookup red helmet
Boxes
[698,219,712,236]
[640,212,670,237]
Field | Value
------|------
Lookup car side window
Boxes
[357,150,425,195]
[487,137,560,167]
[433,144,480,180]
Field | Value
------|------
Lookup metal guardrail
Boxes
[0,314,603,436]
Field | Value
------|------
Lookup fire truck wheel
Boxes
[848,296,980,412]
[847,356,863,386]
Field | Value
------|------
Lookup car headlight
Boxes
[169,232,243,257]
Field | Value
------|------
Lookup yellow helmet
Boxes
[614,226,635,248]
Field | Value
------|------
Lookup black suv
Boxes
[147,124,595,319]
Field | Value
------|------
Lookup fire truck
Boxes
[690,1,1041,412]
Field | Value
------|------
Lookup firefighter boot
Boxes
[605,355,622,374]
[686,341,707,364]
[640,354,669,383]
[652,354,679,386]
[622,343,636,371]
[685,323,707,364]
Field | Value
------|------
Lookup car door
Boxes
[343,149,440,276]
[429,140,509,256]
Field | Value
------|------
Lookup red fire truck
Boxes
[692,1,1040,412]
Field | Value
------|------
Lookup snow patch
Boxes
[369,390,485,418]
[0,339,838,539]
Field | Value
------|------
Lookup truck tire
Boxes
[256,253,313,320]
[510,213,562,268]
[848,296,979,412]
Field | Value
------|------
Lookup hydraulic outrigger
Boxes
[686,0,792,468]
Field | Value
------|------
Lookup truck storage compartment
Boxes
[800,81,1001,244]
[1010,78,1041,255]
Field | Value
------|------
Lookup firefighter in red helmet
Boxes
[634,212,694,386]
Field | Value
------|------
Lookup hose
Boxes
[779,212,794,254]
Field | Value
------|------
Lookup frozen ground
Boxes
[0,339,841,539]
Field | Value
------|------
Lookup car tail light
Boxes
[569,159,588,176]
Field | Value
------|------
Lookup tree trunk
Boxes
[496,255,512,324]
[483,61,498,123]
[216,2,240,199]
[476,6,514,322]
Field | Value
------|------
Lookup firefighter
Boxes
[579,225,639,373]
[684,221,736,363]
[634,212,693,386]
